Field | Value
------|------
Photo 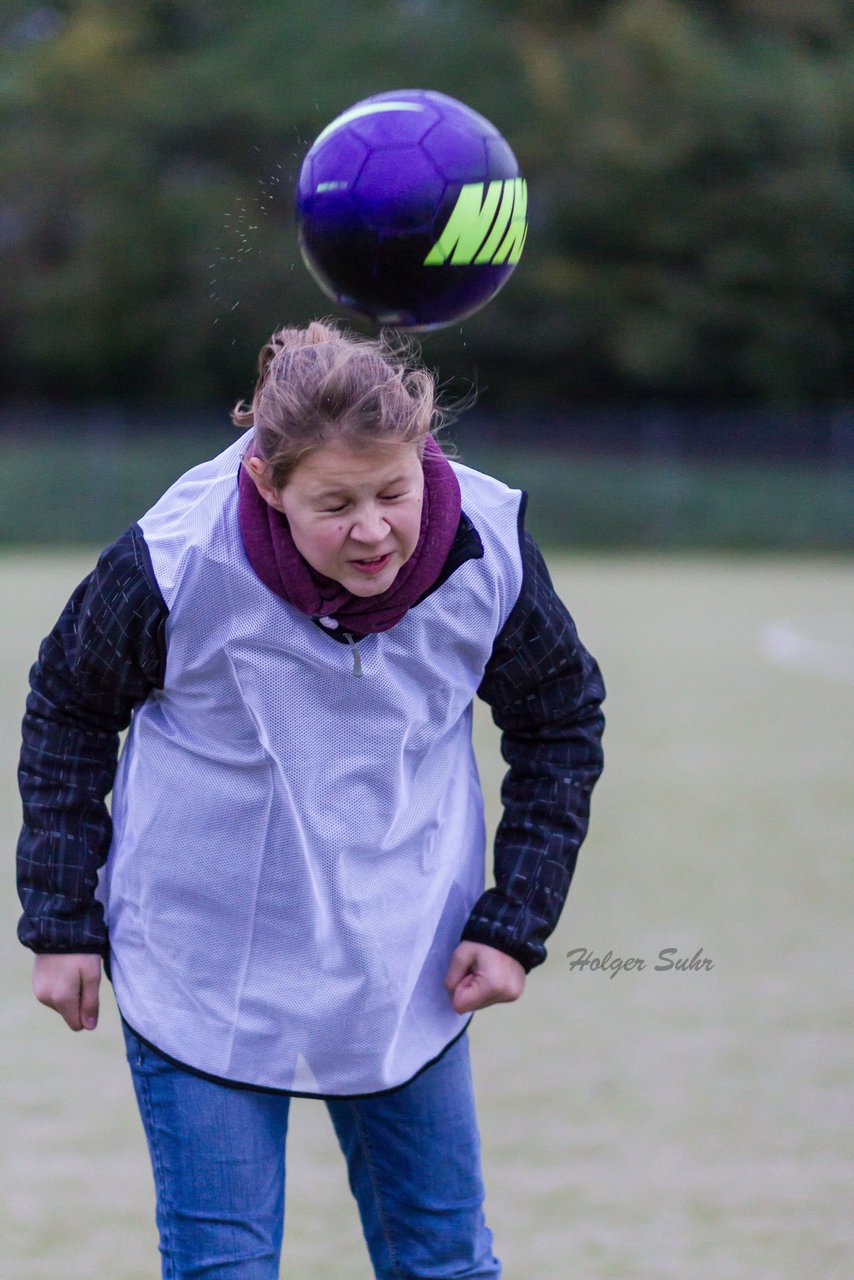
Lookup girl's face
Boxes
[248,439,425,597]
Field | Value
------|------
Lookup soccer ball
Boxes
[296,89,527,331]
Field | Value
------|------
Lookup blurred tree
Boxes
[0,0,851,406]
[472,0,854,401]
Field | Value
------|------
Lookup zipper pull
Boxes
[343,631,363,677]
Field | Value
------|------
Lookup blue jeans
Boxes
[122,1020,501,1279]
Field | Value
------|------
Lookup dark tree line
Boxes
[1,0,852,407]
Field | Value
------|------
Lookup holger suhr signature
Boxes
[566,946,714,977]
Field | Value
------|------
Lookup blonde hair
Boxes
[232,319,446,489]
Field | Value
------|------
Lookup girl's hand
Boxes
[444,941,526,1014]
[32,953,102,1031]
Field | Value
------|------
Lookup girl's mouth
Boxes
[350,553,392,575]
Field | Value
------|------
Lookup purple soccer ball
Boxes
[296,89,527,331]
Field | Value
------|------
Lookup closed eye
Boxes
[320,491,407,513]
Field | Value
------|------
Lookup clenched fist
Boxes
[32,953,102,1031]
[444,941,526,1014]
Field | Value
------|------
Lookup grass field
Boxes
[1,433,851,552]
[1,550,851,1279]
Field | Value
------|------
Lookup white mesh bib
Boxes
[101,433,524,1095]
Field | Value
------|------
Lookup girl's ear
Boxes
[245,456,285,511]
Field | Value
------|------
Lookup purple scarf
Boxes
[237,436,461,634]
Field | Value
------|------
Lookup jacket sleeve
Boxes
[16,525,168,954]
[463,528,606,972]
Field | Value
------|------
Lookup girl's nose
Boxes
[351,507,389,543]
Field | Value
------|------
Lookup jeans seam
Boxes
[350,1100,404,1280]
[134,1051,176,1280]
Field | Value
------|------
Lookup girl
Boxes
[18,321,605,1279]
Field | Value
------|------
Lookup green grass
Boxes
[0,432,851,551]
[1,551,852,1278]
[475,450,854,553]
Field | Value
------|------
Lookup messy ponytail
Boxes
[232,319,448,489]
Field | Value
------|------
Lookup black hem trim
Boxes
[118,1011,474,1100]
[25,942,108,956]
[516,490,529,558]
[474,489,529,665]
[130,522,168,615]
[129,522,169,683]
[413,509,484,606]
[459,920,540,974]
